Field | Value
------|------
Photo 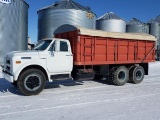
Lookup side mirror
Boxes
[49,44,55,56]
[31,44,35,50]
[51,51,55,56]
[49,44,55,51]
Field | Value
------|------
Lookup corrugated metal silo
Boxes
[148,19,160,40]
[126,18,149,34]
[149,18,160,59]
[96,12,126,33]
[148,19,160,51]
[0,0,29,64]
[37,0,96,40]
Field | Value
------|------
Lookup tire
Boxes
[17,69,46,96]
[72,69,81,80]
[12,81,17,87]
[111,66,129,86]
[93,74,103,80]
[129,66,145,84]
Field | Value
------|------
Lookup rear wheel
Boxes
[111,66,129,86]
[17,69,46,96]
[129,66,144,84]
[93,74,103,80]
[72,69,81,80]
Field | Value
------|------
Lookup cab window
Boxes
[60,41,68,52]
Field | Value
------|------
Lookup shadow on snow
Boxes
[0,78,22,95]
[0,77,114,95]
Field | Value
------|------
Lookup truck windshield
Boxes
[34,40,52,50]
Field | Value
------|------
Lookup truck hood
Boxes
[5,50,47,60]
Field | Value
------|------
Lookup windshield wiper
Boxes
[34,49,39,50]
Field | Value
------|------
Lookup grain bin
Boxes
[148,19,160,54]
[148,19,160,40]
[126,18,149,34]
[149,17,160,60]
[0,0,29,64]
[96,12,126,33]
[37,0,96,40]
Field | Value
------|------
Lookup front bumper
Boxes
[2,70,14,83]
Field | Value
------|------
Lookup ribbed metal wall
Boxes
[148,19,160,40]
[126,25,149,33]
[0,0,29,64]
[38,0,96,40]
[96,12,126,33]
[148,19,160,51]
[126,18,149,34]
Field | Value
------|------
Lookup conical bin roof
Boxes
[97,12,125,21]
[38,0,94,14]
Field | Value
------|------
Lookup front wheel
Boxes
[17,69,46,96]
[12,81,17,87]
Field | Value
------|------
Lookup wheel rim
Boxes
[118,71,126,81]
[135,69,143,80]
[24,74,41,91]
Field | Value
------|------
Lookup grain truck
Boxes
[2,25,156,96]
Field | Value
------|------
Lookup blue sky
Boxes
[25,0,160,43]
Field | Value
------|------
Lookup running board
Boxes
[50,74,72,80]
[80,69,94,74]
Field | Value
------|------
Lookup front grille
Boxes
[6,59,10,64]
[4,57,11,74]
[6,66,10,71]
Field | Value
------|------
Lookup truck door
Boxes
[47,40,73,74]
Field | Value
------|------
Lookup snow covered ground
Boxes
[0,62,160,120]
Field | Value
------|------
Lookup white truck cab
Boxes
[2,38,73,95]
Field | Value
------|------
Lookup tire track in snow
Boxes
[0,93,160,117]
[1,80,160,99]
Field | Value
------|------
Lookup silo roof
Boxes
[155,15,160,22]
[148,19,159,24]
[97,12,125,21]
[38,0,95,14]
[127,18,146,25]
[156,15,160,19]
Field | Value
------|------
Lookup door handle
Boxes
[66,55,73,56]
